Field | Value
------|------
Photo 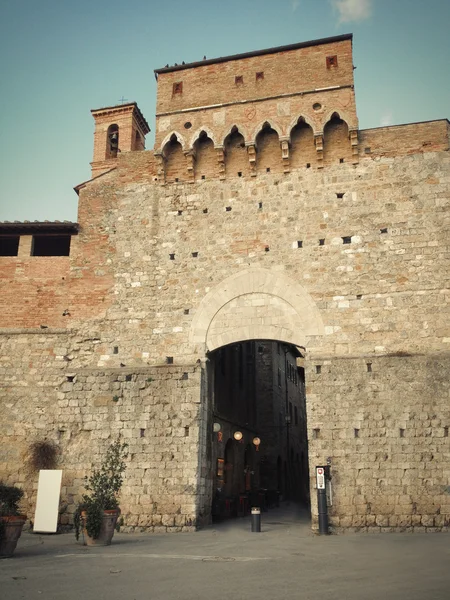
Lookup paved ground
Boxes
[1,504,449,600]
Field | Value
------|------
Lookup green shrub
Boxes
[74,439,128,540]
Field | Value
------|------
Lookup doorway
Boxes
[209,340,311,522]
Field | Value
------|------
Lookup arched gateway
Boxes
[190,268,325,352]
[191,268,324,527]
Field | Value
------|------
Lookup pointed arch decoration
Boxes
[189,127,217,150]
[287,115,317,139]
[251,119,284,146]
[190,268,324,352]
[160,131,187,154]
[321,109,354,132]
[222,124,249,147]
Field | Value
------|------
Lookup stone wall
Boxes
[1,35,449,532]
[1,144,449,531]
[0,327,202,531]
[307,354,450,532]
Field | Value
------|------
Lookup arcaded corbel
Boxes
[154,151,166,184]
[216,146,226,180]
[280,138,290,173]
[315,133,324,168]
[185,149,196,182]
[247,143,257,177]
[349,129,359,164]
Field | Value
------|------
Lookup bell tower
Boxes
[90,102,150,177]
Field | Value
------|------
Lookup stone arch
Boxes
[224,126,250,178]
[222,124,249,147]
[189,127,217,150]
[160,131,186,154]
[287,114,317,138]
[251,119,283,146]
[321,109,353,133]
[190,268,324,352]
[289,117,316,169]
[163,133,186,182]
[193,131,217,180]
[255,123,282,174]
[323,112,353,166]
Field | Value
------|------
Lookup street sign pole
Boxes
[316,466,329,535]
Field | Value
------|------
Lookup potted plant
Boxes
[0,482,26,558]
[74,439,128,546]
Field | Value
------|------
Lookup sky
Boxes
[0,0,449,222]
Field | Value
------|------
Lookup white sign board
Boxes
[33,470,62,533]
[316,467,326,490]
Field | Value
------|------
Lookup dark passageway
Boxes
[209,340,311,523]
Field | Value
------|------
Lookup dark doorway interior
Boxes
[210,340,310,521]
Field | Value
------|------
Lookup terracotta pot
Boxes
[80,509,119,546]
[0,515,27,558]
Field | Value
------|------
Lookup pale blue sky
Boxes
[0,0,449,222]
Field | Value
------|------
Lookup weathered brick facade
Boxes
[1,34,449,533]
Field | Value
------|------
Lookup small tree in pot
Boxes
[0,482,26,558]
[74,439,128,546]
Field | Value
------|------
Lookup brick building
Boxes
[1,34,449,533]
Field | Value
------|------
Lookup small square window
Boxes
[326,55,338,68]
[0,235,20,256]
[235,75,244,85]
[173,81,183,95]
[256,71,264,81]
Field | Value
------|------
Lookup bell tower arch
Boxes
[90,102,150,177]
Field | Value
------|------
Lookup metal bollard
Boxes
[251,507,261,532]
[316,466,329,535]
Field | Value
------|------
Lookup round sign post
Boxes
[316,466,329,535]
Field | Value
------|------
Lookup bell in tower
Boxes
[90,102,150,177]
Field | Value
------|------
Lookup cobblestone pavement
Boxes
[1,504,449,600]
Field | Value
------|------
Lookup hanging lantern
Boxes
[213,422,221,433]
[252,437,261,451]
[233,431,243,441]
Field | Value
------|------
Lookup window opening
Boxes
[173,81,183,95]
[107,124,119,159]
[31,235,71,256]
[326,55,338,68]
[235,75,244,85]
[0,235,20,256]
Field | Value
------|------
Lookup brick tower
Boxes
[90,102,150,177]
